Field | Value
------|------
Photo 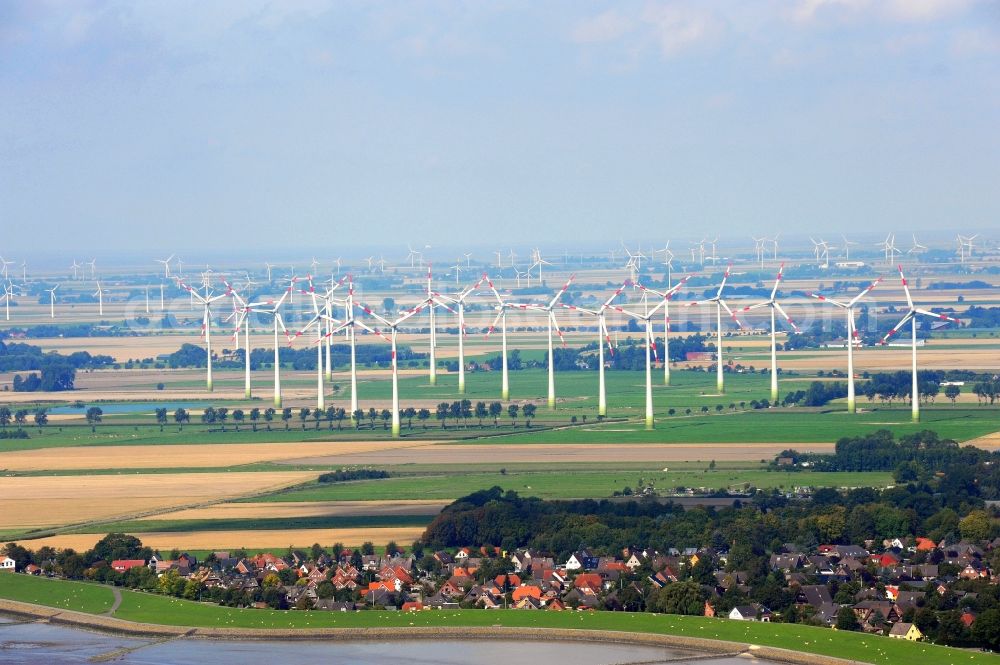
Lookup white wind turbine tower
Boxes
[878,234,900,265]
[769,235,780,261]
[752,237,766,270]
[19,261,26,283]
[0,257,12,280]
[687,264,743,394]
[295,274,349,407]
[532,250,553,284]
[908,234,927,261]
[741,264,799,403]
[249,287,293,407]
[559,281,630,417]
[1,283,14,321]
[484,277,515,400]
[71,260,81,280]
[840,235,858,260]
[93,281,108,317]
[880,265,961,423]
[87,259,96,280]
[356,305,425,438]
[634,276,691,386]
[450,259,464,285]
[656,243,675,287]
[177,277,231,392]
[46,285,59,319]
[956,234,977,264]
[224,281,254,399]
[437,275,487,395]
[264,262,274,282]
[156,255,174,279]
[527,274,575,409]
[620,299,668,430]
[808,277,882,413]
[405,244,421,268]
[705,237,719,265]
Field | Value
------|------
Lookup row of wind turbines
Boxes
[167,258,959,438]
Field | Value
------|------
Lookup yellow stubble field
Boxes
[0,471,315,530]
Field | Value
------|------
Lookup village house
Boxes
[888,622,923,641]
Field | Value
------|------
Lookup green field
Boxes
[246,467,894,503]
[71,514,431,534]
[0,573,114,614]
[0,575,995,664]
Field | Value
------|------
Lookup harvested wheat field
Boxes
[0,440,433,472]
[0,472,314,529]
[21,527,426,551]
[282,442,836,466]
[143,500,448,521]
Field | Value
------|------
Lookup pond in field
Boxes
[0,616,775,664]
[45,402,208,416]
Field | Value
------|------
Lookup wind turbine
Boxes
[634,276,691,386]
[46,285,58,319]
[295,275,349,408]
[840,235,858,260]
[0,257,12,281]
[484,277,514,400]
[908,234,927,261]
[1,283,13,321]
[250,287,293,407]
[808,277,883,413]
[355,305,425,438]
[177,278,231,392]
[70,260,81,280]
[741,264,799,402]
[405,244,421,268]
[687,264,743,394]
[880,265,961,423]
[620,299,668,430]
[559,281,630,417]
[527,274,575,409]
[656,242,675,287]
[93,281,108,316]
[87,259,97,280]
[224,280,255,400]
[437,276,487,394]
[413,265,458,387]
[156,255,174,279]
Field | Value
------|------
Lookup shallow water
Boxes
[0,617,775,664]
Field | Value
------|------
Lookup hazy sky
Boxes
[2,0,999,254]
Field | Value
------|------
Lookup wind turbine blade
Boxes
[770,263,784,301]
[897,265,913,308]
[915,308,961,324]
[547,274,575,310]
[551,313,567,347]
[880,311,915,344]
[484,308,504,339]
[847,277,883,308]
[773,301,799,332]
[720,301,743,328]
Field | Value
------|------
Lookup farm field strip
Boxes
[0,440,434,471]
[15,527,427,551]
[246,468,895,503]
[145,499,448,520]
[0,471,315,529]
